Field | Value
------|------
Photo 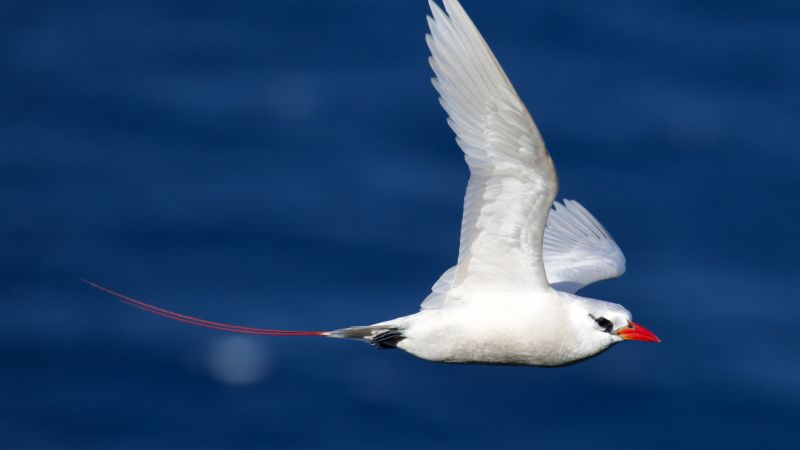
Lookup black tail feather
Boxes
[328,326,405,349]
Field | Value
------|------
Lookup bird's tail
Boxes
[82,280,329,337]
[328,326,405,349]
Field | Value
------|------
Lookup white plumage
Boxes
[426,0,556,300]
[346,0,659,366]
[418,0,623,312]
[544,199,626,294]
[87,0,660,368]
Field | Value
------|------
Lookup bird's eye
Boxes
[595,317,613,332]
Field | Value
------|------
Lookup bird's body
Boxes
[331,287,636,367]
[87,0,660,368]
[376,292,621,367]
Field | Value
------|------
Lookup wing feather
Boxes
[422,0,558,309]
[543,200,626,293]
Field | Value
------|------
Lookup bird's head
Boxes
[569,298,660,355]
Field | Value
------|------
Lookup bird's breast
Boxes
[396,303,590,367]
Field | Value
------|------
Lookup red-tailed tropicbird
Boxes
[86,0,659,367]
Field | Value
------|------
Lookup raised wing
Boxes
[421,0,558,309]
[543,199,626,294]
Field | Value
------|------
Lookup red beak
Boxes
[616,321,661,343]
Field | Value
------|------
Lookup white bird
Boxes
[86,0,659,367]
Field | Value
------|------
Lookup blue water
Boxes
[3,0,799,448]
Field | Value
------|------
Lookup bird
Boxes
[86,0,659,367]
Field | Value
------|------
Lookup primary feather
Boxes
[426,0,558,306]
[421,1,625,310]
[543,199,626,293]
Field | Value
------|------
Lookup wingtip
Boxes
[424,30,434,46]
[442,0,459,13]
[428,0,443,13]
[442,0,469,23]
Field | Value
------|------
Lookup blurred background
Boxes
[3,0,799,448]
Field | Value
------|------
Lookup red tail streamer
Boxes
[83,280,329,336]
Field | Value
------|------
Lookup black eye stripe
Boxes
[595,317,613,332]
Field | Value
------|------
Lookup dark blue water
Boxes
[3,0,799,448]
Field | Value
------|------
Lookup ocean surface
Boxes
[3,0,799,449]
